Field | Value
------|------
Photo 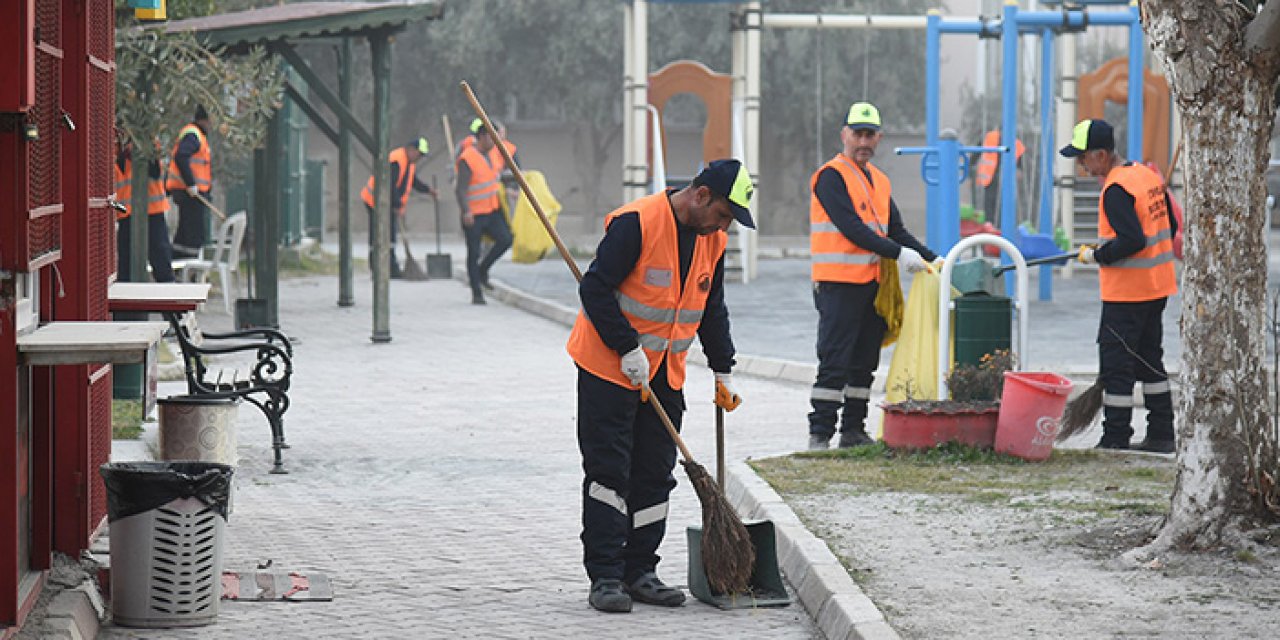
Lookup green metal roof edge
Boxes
[168,2,444,48]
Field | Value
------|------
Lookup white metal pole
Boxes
[622,2,634,206]
[743,1,762,282]
[1056,31,1078,277]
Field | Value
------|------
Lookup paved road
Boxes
[100,272,820,639]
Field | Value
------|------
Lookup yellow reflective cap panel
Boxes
[729,163,754,209]
[470,118,484,134]
[1071,120,1092,152]
[417,137,429,154]
[846,102,881,127]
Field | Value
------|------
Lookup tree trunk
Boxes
[1136,0,1280,554]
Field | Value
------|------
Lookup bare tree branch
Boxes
[1245,0,1280,65]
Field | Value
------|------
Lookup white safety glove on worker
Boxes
[186,185,200,198]
[1077,245,1096,264]
[620,346,650,388]
[714,372,742,411]
[897,247,929,273]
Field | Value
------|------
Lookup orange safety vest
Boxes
[114,157,169,220]
[361,147,415,211]
[566,192,727,391]
[458,145,501,214]
[458,136,517,170]
[809,155,891,284]
[165,124,212,193]
[1097,164,1178,303]
[974,131,1026,188]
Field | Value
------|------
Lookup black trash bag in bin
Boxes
[99,461,234,522]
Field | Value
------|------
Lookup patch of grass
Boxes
[276,247,340,278]
[1236,549,1259,563]
[112,400,144,440]
[752,442,1174,520]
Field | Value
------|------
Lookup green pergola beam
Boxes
[275,42,376,156]
[283,78,340,146]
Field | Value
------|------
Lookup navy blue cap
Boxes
[695,159,755,229]
[1060,119,1115,158]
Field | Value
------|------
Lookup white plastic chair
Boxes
[173,211,247,314]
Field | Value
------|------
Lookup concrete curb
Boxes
[39,582,105,640]
[726,461,900,640]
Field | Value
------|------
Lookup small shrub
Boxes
[945,349,1014,402]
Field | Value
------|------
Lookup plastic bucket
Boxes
[994,372,1074,461]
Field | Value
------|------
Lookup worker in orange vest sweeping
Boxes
[166,105,214,259]
[361,137,436,279]
[567,159,751,613]
[1060,119,1178,454]
[455,122,513,304]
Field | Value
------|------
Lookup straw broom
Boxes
[460,81,756,595]
[1059,140,1184,443]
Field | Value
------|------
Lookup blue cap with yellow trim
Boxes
[1059,119,1114,158]
[845,102,881,131]
[695,159,755,229]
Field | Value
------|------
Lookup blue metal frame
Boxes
[920,3,1144,300]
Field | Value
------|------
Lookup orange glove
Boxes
[714,373,742,412]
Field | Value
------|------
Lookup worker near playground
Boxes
[973,129,1025,225]
[1060,119,1178,453]
[807,101,941,451]
[115,136,175,283]
[360,137,436,279]
[566,159,751,613]
[456,123,513,304]
[166,105,214,259]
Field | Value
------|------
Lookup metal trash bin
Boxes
[953,293,1012,366]
[158,396,239,465]
[99,462,234,628]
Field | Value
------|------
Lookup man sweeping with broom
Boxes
[566,159,752,613]
[1057,119,1178,452]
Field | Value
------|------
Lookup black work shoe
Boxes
[625,572,685,607]
[1095,440,1130,450]
[808,434,831,451]
[838,429,874,448]
[471,292,486,305]
[1136,438,1176,454]
[589,579,632,613]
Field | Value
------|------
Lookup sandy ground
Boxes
[783,474,1280,639]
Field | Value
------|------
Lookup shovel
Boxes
[425,177,452,279]
[395,216,429,281]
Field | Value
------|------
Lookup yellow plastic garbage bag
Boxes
[509,170,563,264]
[874,259,904,347]
[884,270,960,404]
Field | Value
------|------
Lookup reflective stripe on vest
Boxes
[117,157,170,219]
[361,147,414,210]
[165,124,212,192]
[1098,164,1178,302]
[566,192,727,391]
[810,155,890,284]
[459,146,501,213]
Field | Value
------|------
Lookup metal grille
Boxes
[88,0,112,63]
[89,376,111,530]
[88,69,114,201]
[34,0,60,49]
[148,504,221,616]
[29,52,60,209]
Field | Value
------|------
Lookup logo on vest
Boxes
[644,268,672,288]
[697,274,711,292]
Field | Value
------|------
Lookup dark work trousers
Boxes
[364,204,401,276]
[1098,298,1174,446]
[170,190,208,258]
[809,280,886,438]
[578,362,684,584]
[982,172,1001,228]
[117,215,175,283]
[463,210,513,295]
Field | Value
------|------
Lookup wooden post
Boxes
[338,37,354,307]
[370,33,391,343]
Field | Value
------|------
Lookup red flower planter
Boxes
[880,403,1001,450]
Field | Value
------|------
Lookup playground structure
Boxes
[620,1,1168,293]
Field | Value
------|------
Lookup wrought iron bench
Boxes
[164,311,294,474]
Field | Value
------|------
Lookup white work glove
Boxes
[714,372,742,411]
[897,247,929,274]
[1077,245,1096,264]
[186,185,200,198]
[620,346,649,388]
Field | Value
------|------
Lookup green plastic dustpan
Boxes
[686,520,791,609]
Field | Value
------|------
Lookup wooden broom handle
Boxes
[460,81,582,282]
[645,383,698,465]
